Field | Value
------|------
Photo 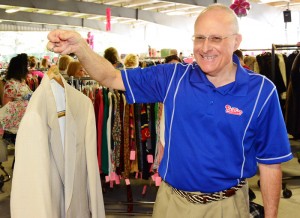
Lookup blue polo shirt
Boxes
[121,55,293,193]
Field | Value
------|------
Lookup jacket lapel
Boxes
[43,75,65,186]
[63,79,77,212]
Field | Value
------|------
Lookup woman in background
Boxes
[67,61,87,78]
[40,57,50,71]
[28,56,44,79]
[103,47,123,68]
[124,54,139,69]
[0,53,32,134]
[58,55,73,78]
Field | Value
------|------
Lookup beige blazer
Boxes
[10,75,105,218]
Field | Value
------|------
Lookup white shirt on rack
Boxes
[50,79,66,151]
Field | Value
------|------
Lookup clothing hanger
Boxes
[47,65,66,118]
[47,65,64,88]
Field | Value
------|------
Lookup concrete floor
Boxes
[1,140,300,218]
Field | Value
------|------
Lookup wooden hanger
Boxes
[47,65,65,118]
[47,65,64,88]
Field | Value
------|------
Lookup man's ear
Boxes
[234,34,243,50]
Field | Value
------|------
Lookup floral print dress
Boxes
[0,79,32,133]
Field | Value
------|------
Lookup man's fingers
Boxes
[46,42,55,52]
[47,30,78,54]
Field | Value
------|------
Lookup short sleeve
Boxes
[255,89,293,164]
[121,64,177,104]
[3,80,17,98]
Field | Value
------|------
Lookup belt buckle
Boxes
[224,189,236,197]
[201,196,207,204]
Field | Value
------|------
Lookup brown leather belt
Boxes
[169,180,246,204]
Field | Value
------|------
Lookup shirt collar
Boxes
[190,54,249,96]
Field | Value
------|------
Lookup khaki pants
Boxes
[152,181,250,218]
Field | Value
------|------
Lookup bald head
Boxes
[195,4,240,34]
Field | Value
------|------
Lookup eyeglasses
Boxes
[192,34,237,44]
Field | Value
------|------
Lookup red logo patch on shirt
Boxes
[225,104,243,116]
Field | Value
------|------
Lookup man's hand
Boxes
[47,30,85,55]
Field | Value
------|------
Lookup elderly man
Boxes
[47,4,292,218]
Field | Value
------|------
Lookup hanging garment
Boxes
[285,53,300,139]
[10,74,105,218]
[101,88,109,175]
[94,88,104,173]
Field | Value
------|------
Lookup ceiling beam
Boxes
[0,9,152,35]
[0,9,105,30]
[0,0,211,17]
[0,0,196,31]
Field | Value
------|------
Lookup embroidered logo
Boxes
[225,104,243,116]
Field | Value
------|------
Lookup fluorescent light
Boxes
[5,8,20,13]
[53,11,67,16]
[36,9,48,13]
[259,0,289,3]
[72,13,87,18]
[87,15,103,20]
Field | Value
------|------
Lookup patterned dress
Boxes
[0,79,32,133]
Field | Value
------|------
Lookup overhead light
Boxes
[87,15,103,20]
[36,9,48,13]
[72,13,87,18]
[259,0,289,3]
[5,8,20,13]
[53,11,67,16]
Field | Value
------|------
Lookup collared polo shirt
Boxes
[121,55,293,193]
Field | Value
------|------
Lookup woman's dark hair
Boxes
[165,54,181,64]
[233,49,244,60]
[6,53,29,81]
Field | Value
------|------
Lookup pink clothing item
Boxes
[30,70,44,78]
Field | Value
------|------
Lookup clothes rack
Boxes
[249,44,300,199]
[241,45,300,199]
[241,45,299,95]
[271,44,300,79]
[240,48,271,51]
[273,44,300,198]
[241,45,300,77]
[67,77,159,215]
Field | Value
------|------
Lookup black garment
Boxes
[2,131,16,145]
[256,52,286,112]
[285,53,300,139]
[286,51,299,87]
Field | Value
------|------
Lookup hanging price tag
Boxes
[130,150,136,160]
